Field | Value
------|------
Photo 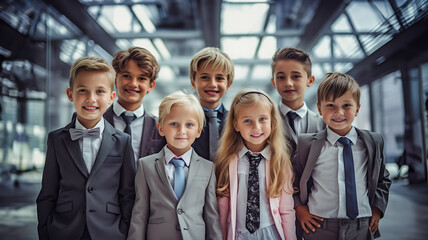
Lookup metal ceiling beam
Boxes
[297,0,349,51]
[43,0,119,56]
[196,0,221,47]
[347,16,428,86]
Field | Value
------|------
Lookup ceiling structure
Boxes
[1,0,428,111]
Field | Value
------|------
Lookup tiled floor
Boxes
[0,172,427,239]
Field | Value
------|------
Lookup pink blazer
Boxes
[217,156,296,240]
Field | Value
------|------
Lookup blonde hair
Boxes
[112,47,159,83]
[317,72,361,105]
[69,56,115,90]
[215,89,294,198]
[158,91,205,131]
[190,47,234,86]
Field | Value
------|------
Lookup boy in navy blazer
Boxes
[293,72,391,240]
[105,47,165,160]
[37,57,135,240]
[190,47,234,161]
[270,48,325,157]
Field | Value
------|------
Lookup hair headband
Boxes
[237,91,270,102]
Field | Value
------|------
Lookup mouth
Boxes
[83,106,98,112]
[332,119,346,123]
[125,89,141,94]
[283,89,295,94]
[250,133,264,138]
[175,137,188,141]
[205,90,219,96]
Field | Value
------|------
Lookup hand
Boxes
[369,207,382,234]
[296,205,324,233]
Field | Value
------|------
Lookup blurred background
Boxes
[0,0,427,239]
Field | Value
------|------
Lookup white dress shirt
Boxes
[279,101,308,135]
[164,146,193,189]
[308,127,372,218]
[75,118,104,173]
[112,101,145,160]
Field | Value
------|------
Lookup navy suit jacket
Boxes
[36,119,136,240]
[192,104,228,161]
[293,127,391,237]
[104,105,166,159]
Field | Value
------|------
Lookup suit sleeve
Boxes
[373,134,391,217]
[217,196,230,240]
[204,163,223,240]
[118,135,136,236]
[279,191,297,240]
[127,159,150,240]
[36,133,60,240]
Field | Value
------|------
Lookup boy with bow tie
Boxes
[37,57,135,240]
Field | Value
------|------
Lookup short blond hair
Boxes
[158,91,205,131]
[190,47,234,86]
[317,72,360,105]
[69,56,115,90]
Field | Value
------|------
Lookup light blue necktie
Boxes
[338,137,359,219]
[171,157,186,200]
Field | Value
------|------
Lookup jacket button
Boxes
[177,208,184,215]
[87,187,93,193]
[176,225,181,231]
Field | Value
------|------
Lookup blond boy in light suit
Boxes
[128,91,222,240]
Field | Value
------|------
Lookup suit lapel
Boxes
[90,120,115,176]
[356,128,377,200]
[62,122,89,178]
[140,112,154,158]
[306,110,317,132]
[300,130,326,201]
[154,150,177,199]
[184,150,202,196]
[103,105,114,126]
[281,112,297,143]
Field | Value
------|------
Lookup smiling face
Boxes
[67,71,115,129]
[317,90,361,136]
[191,65,231,109]
[271,59,314,110]
[115,60,156,111]
[157,104,202,156]
[234,101,272,152]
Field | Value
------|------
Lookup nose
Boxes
[87,92,96,102]
[178,125,186,134]
[207,78,217,87]
[129,76,138,87]
[284,76,293,87]
[254,121,261,130]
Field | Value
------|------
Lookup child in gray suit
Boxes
[128,91,222,240]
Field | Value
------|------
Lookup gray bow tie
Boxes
[69,127,100,141]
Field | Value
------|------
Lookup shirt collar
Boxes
[238,145,271,160]
[164,146,193,167]
[75,117,105,135]
[279,101,308,119]
[326,126,358,146]
[113,100,145,118]
[202,103,224,114]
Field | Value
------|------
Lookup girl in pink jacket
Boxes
[215,89,296,240]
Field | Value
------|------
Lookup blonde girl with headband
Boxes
[215,89,296,240]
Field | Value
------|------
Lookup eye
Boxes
[292,74,302,79]
[326,104,334,108]
[216,76,226,81]
[96,89,106,94]
[200,75,208,80]
[170,122,178,127]
[139,76,149,81]
[276,75,284,80]
[344,104,352,108]
[243,119,251,124]
[121,74,131,79]
[260,117,267,122]
[78,89,87,93]
[186,123,194,127]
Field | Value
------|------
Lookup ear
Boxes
[270,78,277,89]
[233,121,240,132]
[108,91,116,105]
[196,127,202,138]
[190,80,197,90]
[307,75,315,87]
[114,75,118,88]
[316,102,322,116]
[66,88,73,102]
[156,122,165,136]
[147,80,156,93]
[355,103,361,117]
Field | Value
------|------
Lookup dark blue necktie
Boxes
[245,152,263,233]
[121,112,136,135]
[287,111,297,134]
[205,111,219,159]
[171,157,186,200]
[338,137,359,219]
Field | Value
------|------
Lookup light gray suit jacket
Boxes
[128,148,222,240]
[281,107,325,157]
[293,128,391,237]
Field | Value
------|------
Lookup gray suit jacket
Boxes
[292,128,391,237]
[128,149,222,240]
[37,120,136,240]
[281,107,325,157]
[104,105,166,159]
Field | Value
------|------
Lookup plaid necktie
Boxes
[245,152,263,233]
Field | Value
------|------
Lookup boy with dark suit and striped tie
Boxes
[37,57,135,240]
[104,47,165,161]
[189,47,234,161]
[293,72,391,240]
